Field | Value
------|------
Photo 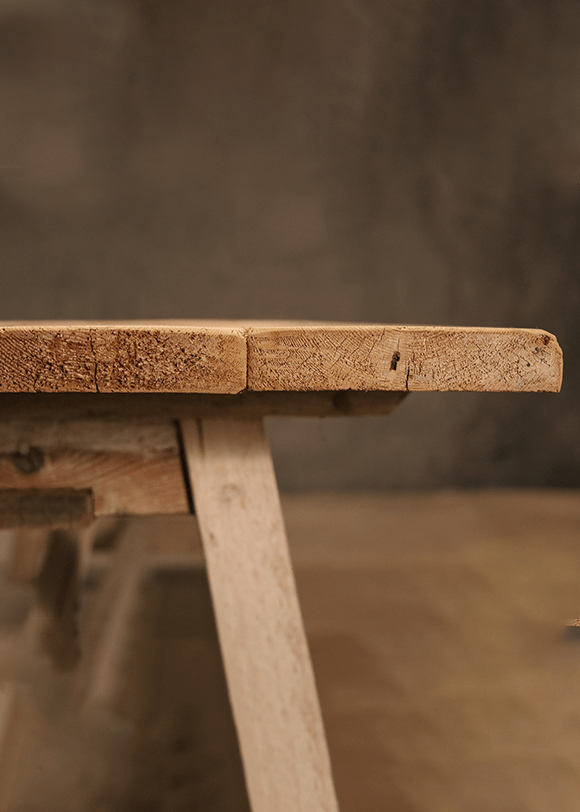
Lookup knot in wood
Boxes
[11,446,45,475]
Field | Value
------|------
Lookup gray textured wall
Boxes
[0,0,578,489]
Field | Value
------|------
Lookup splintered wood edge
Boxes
[0,323,563,394]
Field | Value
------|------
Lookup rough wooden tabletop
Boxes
[0,321,562,394]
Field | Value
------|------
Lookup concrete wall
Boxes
[0,0,578,488]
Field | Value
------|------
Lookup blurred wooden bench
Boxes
[0,321,562,812]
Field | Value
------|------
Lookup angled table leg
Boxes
[181,418,339,812]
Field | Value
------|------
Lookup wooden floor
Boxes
[0,490,579,811]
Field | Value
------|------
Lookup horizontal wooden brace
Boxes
[0,488,93,528]
[0,390,408,420]
[0,418,190,520]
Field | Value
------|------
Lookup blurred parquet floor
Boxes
[1,490,579,812]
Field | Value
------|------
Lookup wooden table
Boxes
[0,321,562,812]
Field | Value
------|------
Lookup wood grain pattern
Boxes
[0,324,246,394]
[182,418,339,812]
[247,325,563,392]
[0,322,562,394]
[0,419,189,517]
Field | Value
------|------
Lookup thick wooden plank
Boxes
[247,324,563,392]
[0,321,562,394]
[181,418,339,812]
[0,419,189,518]
[0,323,246,394]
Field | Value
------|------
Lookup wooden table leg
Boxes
[181,418,339,812]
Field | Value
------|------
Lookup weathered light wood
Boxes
[0,419,189,518]
[0,322,562,394]
[181,418,339,812]
[0,323,246,394]
[248,324,563,392]
[0,392,406,527]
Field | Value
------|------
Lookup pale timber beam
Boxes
[181,418,340,812]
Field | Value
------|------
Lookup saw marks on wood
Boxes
[0,324,246,394]
[247,324,563,392]
[0,322,563,394]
